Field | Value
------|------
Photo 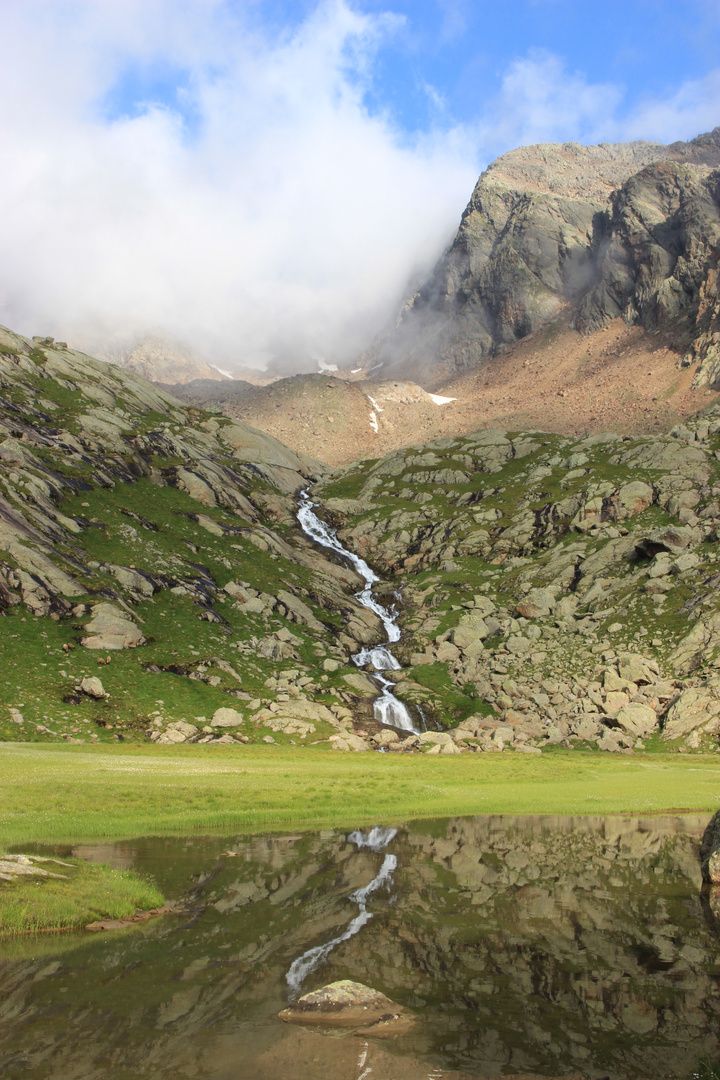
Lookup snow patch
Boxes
[369,412,379,433]
[429,394,456,405]
[367,395,384,413]
[211,365,234,379]
[314,354,338,373]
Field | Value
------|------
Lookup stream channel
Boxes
[1,814,719,1079]
[297,491,420,734]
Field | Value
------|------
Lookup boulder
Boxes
[647,554,674,578]
[277,589,326,633]
[167,720,198,738]
[506,635,532,656]
[662,687,720,740]
[80,676,106,699]
[603,669,632,693]
[278,980,414,1036]
[105,564,155,597]
[635,526,694,559]
[329,733,369,751]
[672,551,700,574]
[81,603,145,650]
[617,653,657,685]
[211,707,244,728]
[452,619,490,649]
[614,703,658,738]
[571,715,604,740]
[418,731,453,745]
[157,729,187,744]
[342,672,380,697]
[670,614,720,675]
[616,481,654,517]
[436,640,461,663]
[373,729,399,747]
[597,731,624,753]
[515,588,556,619]
[602,691,630,716]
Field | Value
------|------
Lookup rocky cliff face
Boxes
[577,162,720,386]
[363,128,720,387]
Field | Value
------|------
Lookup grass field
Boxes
[2,741,720,847]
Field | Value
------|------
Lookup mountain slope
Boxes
[5,319,720,758]
[314,404,720,752]
[0,326,399,747]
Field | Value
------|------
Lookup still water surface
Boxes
[1,814,718,1079]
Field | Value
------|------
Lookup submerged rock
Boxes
[278,979,414,1037]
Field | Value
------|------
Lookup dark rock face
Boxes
[365,129,720,386]
[577,163,720,385]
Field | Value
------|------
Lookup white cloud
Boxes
[473,50,720,158]
[476,50,624,153]
[0,0,476,369]
[619,68,720,143]
[0,4,717,373]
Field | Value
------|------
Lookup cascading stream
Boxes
[297,491,419,734]
[285,826,398,997]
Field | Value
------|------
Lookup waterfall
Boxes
[297,492,419,734]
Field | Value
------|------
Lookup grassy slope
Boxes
[2,742,719,847]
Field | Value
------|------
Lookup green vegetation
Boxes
[695,1064,720,1080]
[1,743,719,848]
[410,662,492,724]
[0,858,163,935]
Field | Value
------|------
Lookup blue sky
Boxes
[104,0,720,149]
[1,1,719,368]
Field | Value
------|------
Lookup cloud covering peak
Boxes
[1,1,477,369]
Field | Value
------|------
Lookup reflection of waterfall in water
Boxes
[285,827,397,997]
[297,492,419,734]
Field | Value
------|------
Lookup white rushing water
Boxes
[285,826,398,997]
[297,492,419,734]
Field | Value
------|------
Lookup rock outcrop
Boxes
[361,128,720,386]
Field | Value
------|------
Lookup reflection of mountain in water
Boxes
[0,815,718,1080]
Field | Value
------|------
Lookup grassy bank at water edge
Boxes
[0,858,164,935]
[2,742,720,847]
